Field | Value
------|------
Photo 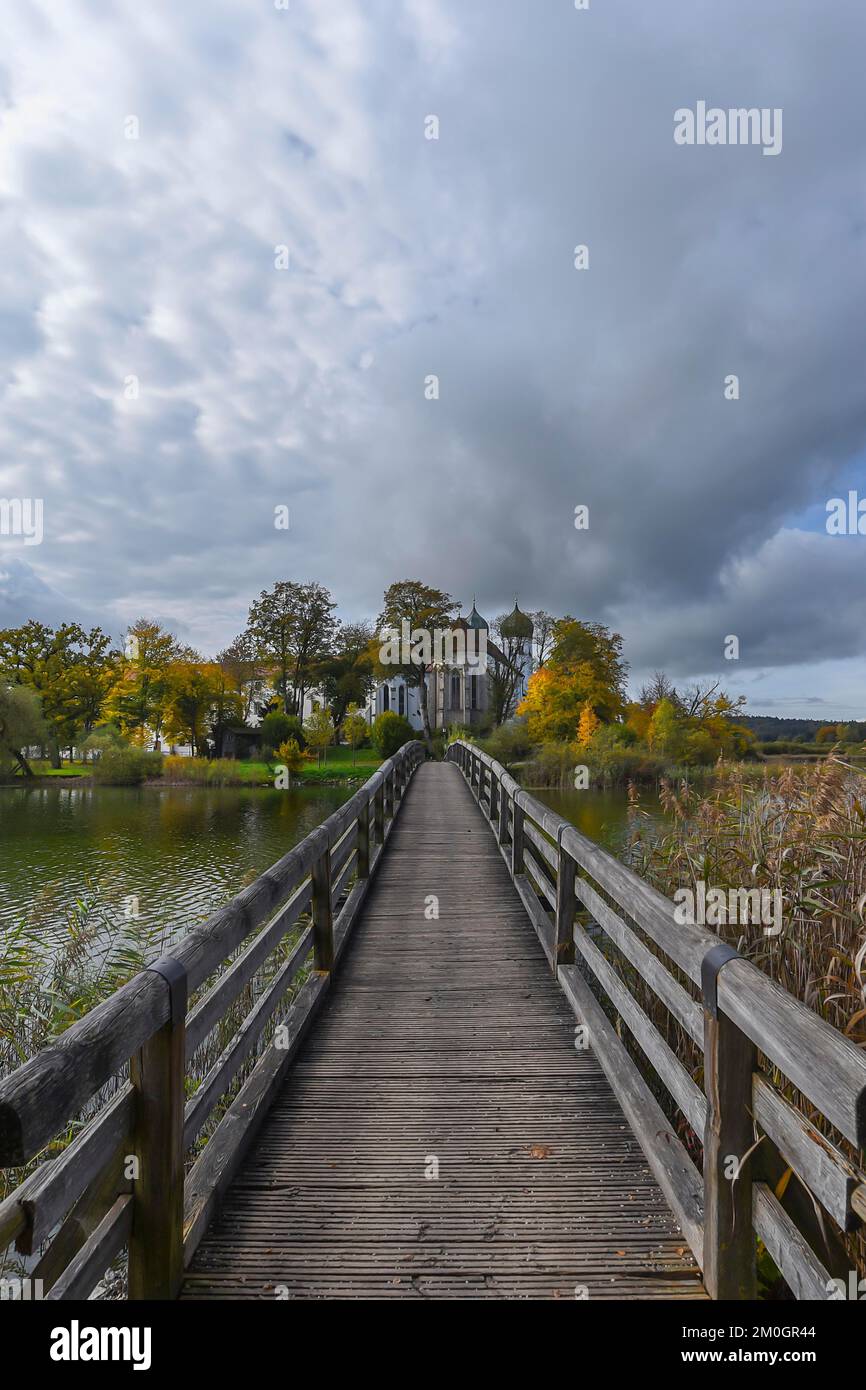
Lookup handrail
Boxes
[447,738,866,1301]
[0,739,425,1298]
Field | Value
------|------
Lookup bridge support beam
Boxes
[702,947,756,1300]
[311,836,334,973]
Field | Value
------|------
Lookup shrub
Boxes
[481,720,536,766]
[259,711,306,752]
[371,711,414,758]
[92,746,163,785]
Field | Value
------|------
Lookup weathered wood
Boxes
[128,978,187,1300]
[357,794,371,879]
[558,962,704,1265]
[572,924,707,1137]
[554,836,576,970]
[182,974,328,1266]
[46,1195,133,1302]
[185,892,312,1060]
[753,1074,864,1232]
[511,799,526,877]
[702,995,756,1299]
[752,1183,836,1301]
[18,1084,134,1253]
[32,1139,129,1294]
[311,837,334,974]
[574,874,703,1046]
[184,932,313,1146]
[184,762,704,1301]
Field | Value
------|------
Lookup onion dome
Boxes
[500,601,534,642]
[466,599,489,631]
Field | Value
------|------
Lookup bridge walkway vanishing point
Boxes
[182,761,704,1300]
[1,738,865,1302]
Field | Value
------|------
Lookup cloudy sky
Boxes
[1,0,865,715]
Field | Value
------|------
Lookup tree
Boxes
[304,704,335,766]
[247,581,337,716]
[489,612,533,726]
[342,705,368,767]
[517,619,627,743]
[371,710,414,759]
[647,698,683,758]
[0,621,119,765]
[528,610,556,667]
[576,701,600,749]
[275,738,308,788]
[318,621,376,728]
[260,711,305,754]
[105,619,182,746]
[638,671,680,709]
[162,661,226,756]
[0,685,46,778]
[377,581,458,749]
[216,632,267,723]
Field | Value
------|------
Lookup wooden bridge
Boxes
[1,739,864,1301]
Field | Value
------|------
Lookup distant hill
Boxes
[731,715,864,743]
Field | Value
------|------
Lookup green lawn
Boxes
[24,761,92,778]
[18,745,389,786]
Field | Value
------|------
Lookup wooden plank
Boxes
[558,963,704,1264]
[753,1074,864,1232]
[572,924,707,1137]
[46,1195,133,1302]
[752,1183,836,1301]
[17,1084,134,1253]
[182,974,328,1266]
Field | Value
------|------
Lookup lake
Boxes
[0,782,351,953]
[0,779,665,960]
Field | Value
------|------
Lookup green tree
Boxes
[106,619,182,746]
[318,621,376,728]
[0,685,46,778]
[342,705,368,767]
[371,710,414,759]
[377,581,458,749]
[304,703,335,766]
[247,581,337,716]
[260,711,305,753]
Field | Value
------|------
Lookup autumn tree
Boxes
[216,632,267,723]
[0,685,46,778]
[517,619,626,743]
[106,619,182,746]
[576,700,600,749]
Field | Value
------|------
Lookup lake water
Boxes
[0,782,351,952]
[0,778,665,959]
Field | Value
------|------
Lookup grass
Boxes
[160,744,384,785]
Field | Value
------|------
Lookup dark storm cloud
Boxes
[1,0,865,714]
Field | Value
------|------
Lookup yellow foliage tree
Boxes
[576,701,600,749]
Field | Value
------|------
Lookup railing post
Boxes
[701,946,756,1299]
[497,780,509,846]
[553,832,576,971]
[374,781,385,844]
[490,769,499,827]
[357,791,371,879]
[128,958,187,1300]
[311,834,334,973]
[511,798,525,877]
[384,767,394,823]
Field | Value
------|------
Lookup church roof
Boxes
[500,601,534,641]
[466,601,489,631]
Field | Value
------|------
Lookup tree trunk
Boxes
[49,739,61,770]
[417,669,433,753]
[14,751,35,779]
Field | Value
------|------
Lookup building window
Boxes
[450,673,461,709]
[383,685,390,711]
[470,675,478,710]
[399,685,405,716]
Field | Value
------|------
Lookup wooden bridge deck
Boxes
[182,762,705,1300]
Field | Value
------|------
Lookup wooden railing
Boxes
[447,739,866,1300]
[0,740,425,1299]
